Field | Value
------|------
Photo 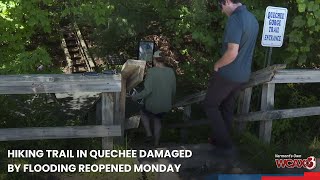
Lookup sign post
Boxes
[261,6,288,66]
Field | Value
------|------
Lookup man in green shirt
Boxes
[132,50,176,146]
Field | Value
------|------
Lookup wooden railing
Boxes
[0,60,146,149]
[3,62,316,147]
[172,65,320,144]
[74,23,96,72]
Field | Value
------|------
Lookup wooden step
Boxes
[73,63,86,67]
[65,37,77,42]
[63,33,76,38]
[68,48,80,53]
[67,43,78,48]
[71,56,81,60]
[72,59,82,64]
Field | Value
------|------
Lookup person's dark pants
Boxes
[204,71,243,149]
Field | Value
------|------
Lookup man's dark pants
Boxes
[204,71,243,149]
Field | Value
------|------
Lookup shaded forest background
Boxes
[0,0,319,176]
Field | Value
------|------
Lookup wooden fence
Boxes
[1,62,318,147]
[172,64,320,144]
[0,60,146,149]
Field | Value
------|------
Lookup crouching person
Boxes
[132,50,176,146]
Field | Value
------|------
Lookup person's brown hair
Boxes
[155,56,166,63]
[217,0,241,5]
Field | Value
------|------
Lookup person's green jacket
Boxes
[132,66,176,114]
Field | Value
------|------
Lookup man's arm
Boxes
[214,43,239,72]
[132,70,153,101]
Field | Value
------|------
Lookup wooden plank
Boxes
[168,106,320,129]
[119,78,127,136]
[173,91,206,108]
[0,74,121,94]
[0,125,121,141]
[121,66,139,80]
[251,64,287,77]
[101,93,115,149]
[259,83,275,144]
[121,60,146,91]
[236,87,252,133]
[126,67,145,91]
[95,97,102,125]
[114,92,124,144]
[245,64,286,87]
[61,38,73,74]
[173,69,268,107]
[74,23,95,72]
[270,70,320,83]
[0,81,121,87]
[245,71,274,88]
[237,90,244,114]
[173,64,286,108]
[235,106,320,122]
[0,74,121,83]
[0,84,121,94]
[121,60,146,79]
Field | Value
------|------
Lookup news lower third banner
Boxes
[6,149,319,179]
[7,149,191,173]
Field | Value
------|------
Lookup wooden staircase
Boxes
[61,23,96,74]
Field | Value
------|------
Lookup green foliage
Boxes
[0,0,53,74]
[272,84,320,145]
[1,0,319,72]
[178,53,216,92]
[284,0,320,66]
[0,47,53,74]
[0,0,115,74]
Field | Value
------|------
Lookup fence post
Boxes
[259,83,275,144]
[180,105,191,143]
[101,92,114,149]
[114,91,123,145]
[115,78,126,145]
[236,87,252,133]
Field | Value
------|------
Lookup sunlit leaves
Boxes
[0,0,118,74]
[180,49,189,55]
[0,1,16,20]
[285,0,320,66]
[298,3,306,12]
[0,47,52,74]
[1,0,319,75]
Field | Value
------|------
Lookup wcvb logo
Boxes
[275,156,316,170]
